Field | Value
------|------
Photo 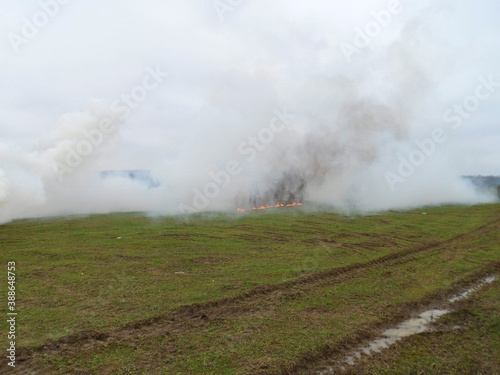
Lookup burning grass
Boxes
[237,201,303,212]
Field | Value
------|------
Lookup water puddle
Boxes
[448,276,496,303]
[318,275,496,374]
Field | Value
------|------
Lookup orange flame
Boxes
[237,202,303,213]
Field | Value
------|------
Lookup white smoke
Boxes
[0,168,10,206]
[0,0,498,223]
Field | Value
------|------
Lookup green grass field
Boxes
[1,203,499,374]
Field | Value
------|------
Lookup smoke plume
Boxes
[0,0,498,223]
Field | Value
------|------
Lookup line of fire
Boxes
[236,172,305,212]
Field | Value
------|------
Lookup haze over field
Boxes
[0,0,499,223]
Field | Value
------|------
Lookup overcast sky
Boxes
[0,0,499,221]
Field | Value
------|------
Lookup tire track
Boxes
[285,263,500,375]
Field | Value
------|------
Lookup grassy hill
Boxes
[1,203,499,374]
